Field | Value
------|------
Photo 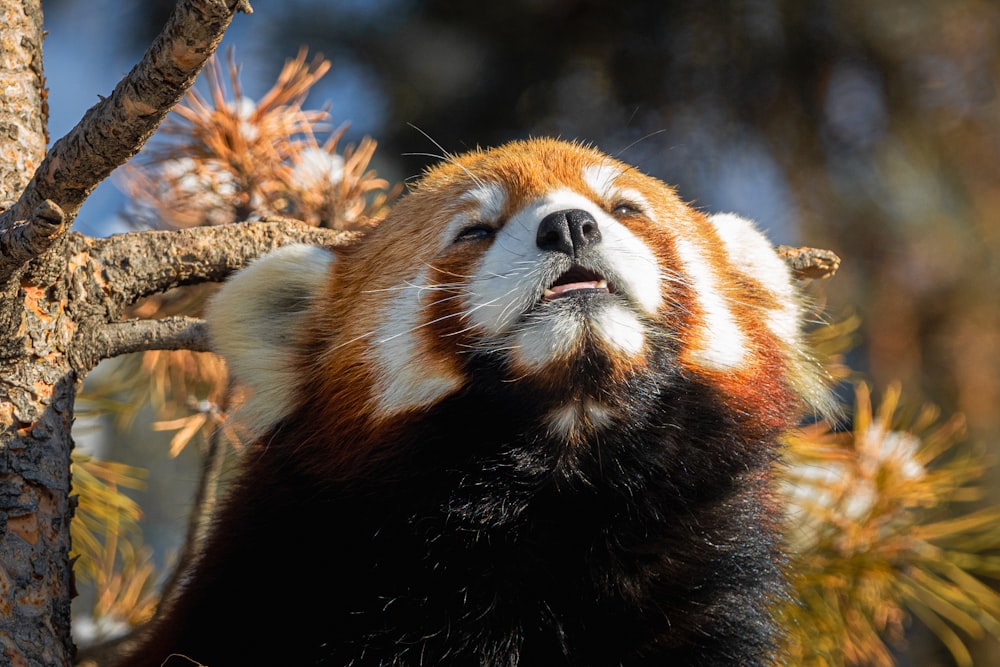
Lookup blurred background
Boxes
[45,1,1000,665]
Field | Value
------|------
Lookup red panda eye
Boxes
[454,224,496,243]
[612,202,642,217]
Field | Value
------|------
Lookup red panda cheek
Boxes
[361,265,467,420]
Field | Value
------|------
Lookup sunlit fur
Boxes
[121,138,831,667]
[205,243,334,435]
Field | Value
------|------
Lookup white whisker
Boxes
[404,124,486,189]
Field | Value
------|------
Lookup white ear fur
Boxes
[206,244,335,437]
[706,213,796,309]
[707,213,837,421]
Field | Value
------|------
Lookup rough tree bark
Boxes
[0,2,355,666]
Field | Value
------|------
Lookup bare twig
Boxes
[87,220,357,309]
[0,0,252,263]
[72,317,209,372]
[0,200,66,283]
[778,245,841,280]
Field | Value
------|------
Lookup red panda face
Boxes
[440,180,663,372]
[210,138,829,448]
[347,151,671,408]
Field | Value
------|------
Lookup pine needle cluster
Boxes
[781,381,1000,666]
[122,47,397,231]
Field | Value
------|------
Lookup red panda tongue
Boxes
[543,280,608,300]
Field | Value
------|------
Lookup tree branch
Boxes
[0,200,66,284]
[778,245,841,280]
[71,317,208,372]
[0,0,252,274]
[87,219,358,308]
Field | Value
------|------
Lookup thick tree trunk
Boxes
[0,0,46,199]
[0,2,75,666]
[1,260,78,667]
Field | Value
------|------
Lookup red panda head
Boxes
[208,138,831,463]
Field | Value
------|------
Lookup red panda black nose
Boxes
[536,209,602,257]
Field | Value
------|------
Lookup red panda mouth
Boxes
[543,266,610,300]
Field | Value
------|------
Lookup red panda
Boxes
[119,138,831,666]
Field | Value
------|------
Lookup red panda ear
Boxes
[706,213,838,421]
[206,244,335,437]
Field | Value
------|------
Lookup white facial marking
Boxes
[582,163,620,200]
[444,182,509,243]
[547,403,585,439]
[708,213,800,344]
[468,188,662,337]
[511,314,584,371]
[584,400,616,428]
[583,163,654,221]
[589,304,646,356]
[614,187,651,213]
[368,267,462,415]
[544,399,616,439]
[463,182,507,222]
[673,237,748,371]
